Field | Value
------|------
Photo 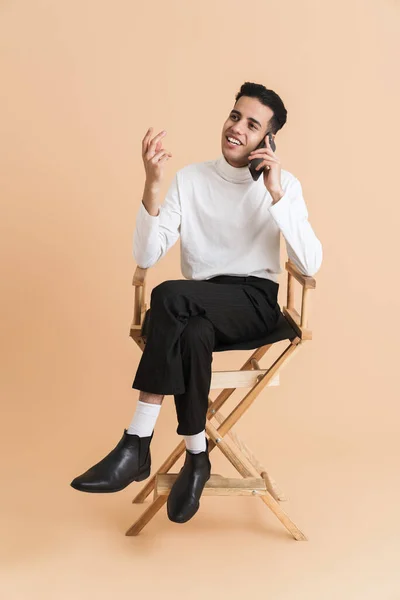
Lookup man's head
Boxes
[221,82,287,168]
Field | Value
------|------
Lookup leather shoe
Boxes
[70,429,153,493]
[167,438,211,523]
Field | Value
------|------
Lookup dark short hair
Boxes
[235,82,287,135]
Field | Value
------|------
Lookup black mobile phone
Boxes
[248,132,276,182]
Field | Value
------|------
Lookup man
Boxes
[70,82,323,524]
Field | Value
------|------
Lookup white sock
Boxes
[183,429,207,454]
[127,400,161,437]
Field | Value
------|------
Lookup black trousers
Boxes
[131,275,281,436]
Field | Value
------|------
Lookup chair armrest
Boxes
[283,260,317,340]
[285,261,316,289]
[131,265,149,329]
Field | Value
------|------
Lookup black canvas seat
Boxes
[141,307,298,352]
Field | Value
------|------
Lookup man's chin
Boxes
[221,148,249,168]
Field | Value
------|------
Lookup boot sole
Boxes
[71,467,151,493]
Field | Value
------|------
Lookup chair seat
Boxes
[141,308,298,352]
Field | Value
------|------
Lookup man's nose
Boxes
[230,129,244,139]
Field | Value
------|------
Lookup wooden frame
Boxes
[127,261,317,540]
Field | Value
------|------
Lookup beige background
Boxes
[1,0,399,598]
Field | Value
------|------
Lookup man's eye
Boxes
[230,115,256,129]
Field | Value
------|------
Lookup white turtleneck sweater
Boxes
[133,154,323,283]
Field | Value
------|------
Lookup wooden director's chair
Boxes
[126,260,317,540]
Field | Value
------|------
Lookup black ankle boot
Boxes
[167,438,211,523]
[70,429,153,493]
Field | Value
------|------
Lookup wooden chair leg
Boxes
[211,340,300,439]
[126,340,303,537]
[129,346,276,506]
[210,406,287,502]
[205,420,307,541]
[125,494,167,536]
[205,340,300,503]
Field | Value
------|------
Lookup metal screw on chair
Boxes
[216,437,221,444]
[252,490,257,496]
[210,409,216,414]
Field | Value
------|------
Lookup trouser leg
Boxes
[174,315,215,435]
[131,276,280,434]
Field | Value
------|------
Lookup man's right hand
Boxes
[142,127,172,187]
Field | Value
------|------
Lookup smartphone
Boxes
[248,132,276,182]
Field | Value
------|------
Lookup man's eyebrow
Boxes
[230,109,262,128]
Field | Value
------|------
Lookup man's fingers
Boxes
[146,144,171,160]
[249,148,275,156]
[249,152,279,162]
[142,127,166,153]
[148,130,167,151]
[142,127,153,152]
[150,149,172,162]
[249,154,279,162]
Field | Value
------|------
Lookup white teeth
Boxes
[227,136,241,145]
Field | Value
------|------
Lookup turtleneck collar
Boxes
[214,153,254,184]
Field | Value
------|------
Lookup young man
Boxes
[70,82,323,524]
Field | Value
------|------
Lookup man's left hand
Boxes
[248,134,284,200]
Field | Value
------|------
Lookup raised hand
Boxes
[142,127,172,186]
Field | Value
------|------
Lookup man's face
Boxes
[221,96,275,168]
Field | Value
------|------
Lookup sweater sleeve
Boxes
[268,177,323,277]
[132,172,182,268]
